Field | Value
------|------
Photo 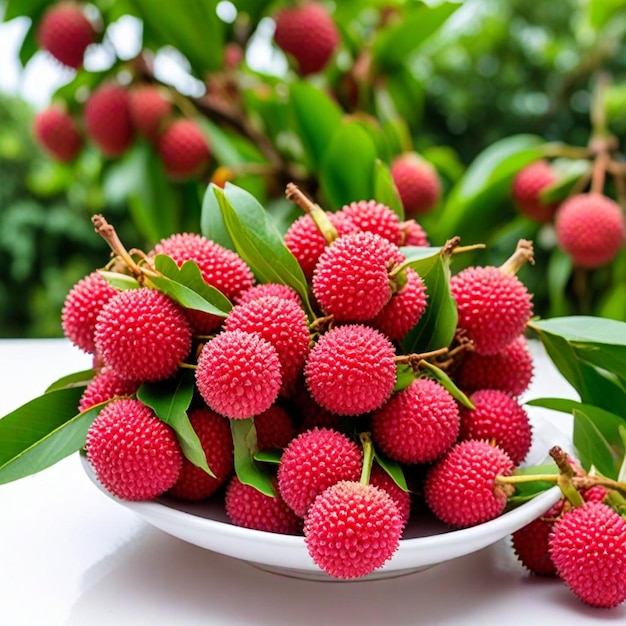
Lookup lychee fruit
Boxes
[549,501,626,608]
[78,367,140,413]
[94,288,192,382]
[555,193,625,268]
[304,324,396,416]
[167,407,234,501]
[390,153,441,216]
[253,404,296,451]
[195,330,282,419]
[84,84,135,157]
[225,475,302,535]
[400,219,430,247]
[277,427,362,517]
[129,84,172,142]
[85,398,183,501]
[424,439,514,528]
[235,283,301,307]
[511,160,559,223]
[33,106,82,162]
[369,465,411,526]
[312,231,403,322]
[454,334,534,398]
[36,2,96,69]
[61,270,118,355]
[273,2,339,76]
[304,480,403,579]
[338,199,403,246]
[158,119,211,180]
[371,377,460,464]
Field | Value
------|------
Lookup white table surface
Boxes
[0,338,622,625]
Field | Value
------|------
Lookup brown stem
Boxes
[499,239,535,275]
[92,215,146,278]
[285,183,339,243]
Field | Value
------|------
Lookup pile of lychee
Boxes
[60,183,626,597]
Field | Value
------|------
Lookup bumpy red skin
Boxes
[129,85,172,142]
[371,377,460,464]
[284,211,358,280]
[550,502,626,608]
[313,231,403,322]
[304,324,397,416]
[86,398,183,501]
[454,334,534,397]
[33,107,82,162]
[235,283,301,306]
[253,404,296,451]
[225,476,302,535]
[338,199,403,245]
[62,270,118,355]
[78,368,140,413]
[555,193,625,268]
[304,481,403,579]
[370,465,411,525]
[158,119,211,180]
[168,407,234,501]
[195,330,282,419]
[371,267,428,342]
[450,266,533,355]
[400,219,430,247]
[36,2,95,69]
[511,160,559,223]
[94,288,192,382]
[224,296,311,396]
[151,232,254,334]
[391,154,441,216]
[273,2,339,76]
[459,389,532,467]
[277,427,362,518]
[424,440,514,528]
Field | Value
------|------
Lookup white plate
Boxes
[80,456,562,582]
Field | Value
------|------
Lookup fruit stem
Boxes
[496,474,559,485]
[541,142,593,160]
[285,183,339,243]
[451,243,487,255]
[359,432,375,486]
[550,446,585,507]
[499,239,535,276]
[394,347,449,371]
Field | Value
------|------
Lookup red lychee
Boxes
[400,219,430,247]
[338,199,403,246]
[158,119,211,180]
[304,324,396,416]
[94,288,192,382]
[555,193,625,268]
[277,427,362,517]
[253,404,296,451]
[304,480,403,579]
[424,439,514,528]
[511,160,559,223]
[36,2,96,69]
[235,283,301,307]
[33,106,82,162]
[61,270,118,355]
[85,398,183,501]
[84,84,134,157]
[195,330,282,419]
[369,465,411,526]
[550,501,626,608]
[167,407,234,501]
[225,476,302,535]
[391,153,441,216]
[129,84,172,142]
[78,368,140,413]
[273,2,339,76]
[371,377,460,464]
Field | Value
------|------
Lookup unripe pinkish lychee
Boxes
[36,2,96,69]
[304,324,396,416]
[549,501,626,608]
[78,368,140,413]
[253,404,296,451]
[338,199,403,245]
[94,288,192,382]
[424,439,514,528]
[62,270,118,355]
[400,219,430,247]
[277,427,362,517]
[33,106,82,162]
[195,330,282,419]
[371,377,460,464]
[304,480,403,579]
[273,2,339,76]
[511,160,559,223]
[85,398,183,501]
[225,475,302,535]
[555,193,625,268]
[391,153,441,216]
[129,84,172,142]
[312,231,403,322]
[167,407,234,501]
[158,119,211,180]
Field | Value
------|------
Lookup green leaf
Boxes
[546,248,572,318]
[539,159,591,204]
[320,122,378,210]
[200,183,236,251]
[617,426,626,483]
[373,159,404,219]
[420,362,474,409]
[253,448,282,464]
[394,363,417,392]
[588,0,626,30]
[373,453,408,492]
[4,0,49,20]
[230,418,275,497]
[152,254,232,317]
[0,387,99,485]
[46,369,95,393]
[98,270,140,291]
[137,371,214,477]
[572,409,619,479]
[506,463,559,505]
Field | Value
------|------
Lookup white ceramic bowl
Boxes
[80,456,561,582]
